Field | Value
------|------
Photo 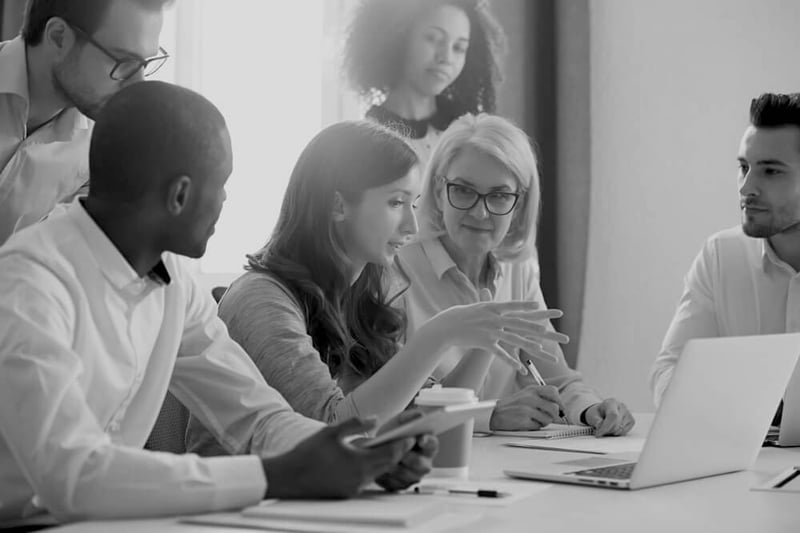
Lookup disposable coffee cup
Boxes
[414,386,478,479]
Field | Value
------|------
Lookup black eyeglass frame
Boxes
[66,22,169,81]
[442,178,523,216]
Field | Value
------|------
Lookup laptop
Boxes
[765,359,800,447]
[504,333,800,490]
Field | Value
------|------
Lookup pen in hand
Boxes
[525,359,569,425]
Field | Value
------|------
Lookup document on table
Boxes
[181,510,483,533]
[505,434,645,455]
[181,493,484,532]
[409,478,552,507]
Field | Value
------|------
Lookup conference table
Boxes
[49,414,800,533]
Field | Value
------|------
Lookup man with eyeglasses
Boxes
[0,0,172,245]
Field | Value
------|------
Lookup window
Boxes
[156,1,362,284]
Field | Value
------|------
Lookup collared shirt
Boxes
[651,226,800,406]
[396,238,601,432]
[0,200,324,524]
[0,37,92,245]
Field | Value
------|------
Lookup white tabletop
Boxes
[49,414,800,533]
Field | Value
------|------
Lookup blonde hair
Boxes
[416,113,540,262]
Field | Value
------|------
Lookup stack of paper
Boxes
[181,492,484,532]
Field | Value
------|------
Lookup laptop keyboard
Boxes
[570,462,637,480]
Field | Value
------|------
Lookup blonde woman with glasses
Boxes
[397,113,635,436]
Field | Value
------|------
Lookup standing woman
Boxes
[398,113,636,436]
[343,0,506,163]
[185,120,566,455]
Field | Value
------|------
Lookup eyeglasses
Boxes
[67,22,169,81]
[443,179,521,216]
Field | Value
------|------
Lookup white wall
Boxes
[579,0,800,412]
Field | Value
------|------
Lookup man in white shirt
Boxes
[0,0,172,244]
[0,80,435,525]
[651,92,800,407]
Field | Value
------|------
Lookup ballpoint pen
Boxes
[525,359,570,425]
[412,486,508,498]
[773,466,800,489]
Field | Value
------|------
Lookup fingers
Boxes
[488,300,552,314]
[376,437,436,491]
[491,341,527,373]
[501,308,564,322]
[414,434,439,459]
[496,331,557,369]
[498,319,570,344]
[593,400,621,437]
[479,287,492,302]
[333,416,378,441]
[532,386,567,416]
[612,405,636,436]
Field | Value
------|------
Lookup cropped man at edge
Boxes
[651,93,800,411]
[0,0,171,245]
[0,81,435,526]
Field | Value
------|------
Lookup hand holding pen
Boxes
[488,359,570,431]
[525,359,570,425]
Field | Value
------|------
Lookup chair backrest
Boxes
[145,392,190,454]
[211,286,228,303]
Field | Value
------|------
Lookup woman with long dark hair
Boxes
[186,120,565,454]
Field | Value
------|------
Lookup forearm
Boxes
[348,321,447,424]
[439,348,494,390]
[41,451,265,521]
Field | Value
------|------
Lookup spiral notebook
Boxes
[493,423,595,439]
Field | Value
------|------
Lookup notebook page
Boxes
[493,424,595,439]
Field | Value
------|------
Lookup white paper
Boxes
[181,510,484,532]
[505,435,645,455]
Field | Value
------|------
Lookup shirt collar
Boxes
[69,199,171,290]
[761,238,797,275]
[0,37,91,132]
[420,237,502,285]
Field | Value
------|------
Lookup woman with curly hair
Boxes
[185,120,566,455]
[343,0,506,163]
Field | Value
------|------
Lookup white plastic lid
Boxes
[415,385,478,406]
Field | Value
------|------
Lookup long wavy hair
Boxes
[343,0,507,116]
[247,121,419,383]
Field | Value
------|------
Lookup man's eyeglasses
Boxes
[443,178,522,216]
[67,22,169,81]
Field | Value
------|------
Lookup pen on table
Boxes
[525,359,569,425]
[774,466,800,488]
[413,486,508,498]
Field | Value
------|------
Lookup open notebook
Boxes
[494,423,595,439]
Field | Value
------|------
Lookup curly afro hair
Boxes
[343,0,507,116]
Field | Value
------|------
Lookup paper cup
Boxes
[414,386,478,479]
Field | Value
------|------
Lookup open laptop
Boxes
[765,359,800,447]
[505,333,800,490]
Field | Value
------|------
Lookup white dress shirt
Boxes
[651,226,800,406]
[0,37,92,245]
[0,200,324,524]
[396,238,601,432]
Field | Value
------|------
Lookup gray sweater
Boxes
[185,271,362,456]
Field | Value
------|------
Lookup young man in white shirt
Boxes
[0,0,172,244]
[0,80,436,526]
[651,92,800,407]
